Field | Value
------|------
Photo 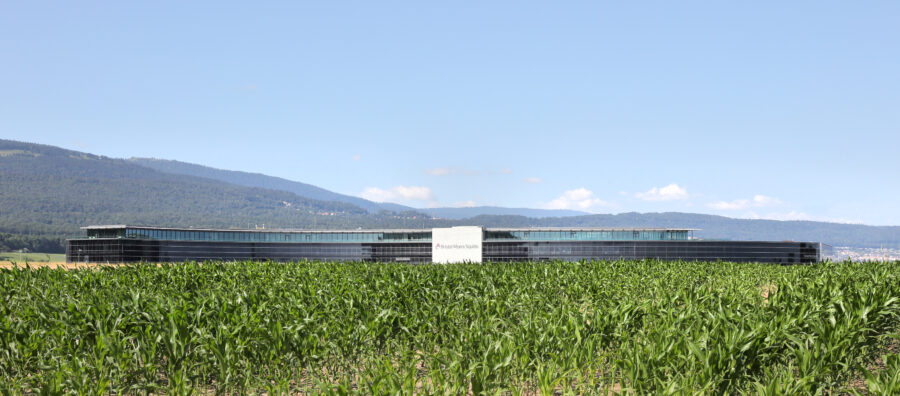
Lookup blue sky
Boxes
[3,2,899,225]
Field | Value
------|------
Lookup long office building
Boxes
[67,225,831,264]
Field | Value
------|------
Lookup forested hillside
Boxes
[0,140,433,252]
[128,159,598,218]
[128,157,411,213]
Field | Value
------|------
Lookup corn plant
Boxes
[0,259,898,394]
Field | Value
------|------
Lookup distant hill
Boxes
[128,159,595,219]
[423,206,589,219]
[462,212,900,249]
[128,157,411,213]
[0,140,434,252]
[3,139,900,253]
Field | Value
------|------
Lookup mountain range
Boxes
[127,157,412,213]
[126,158,590,219]
[2,139,899,253]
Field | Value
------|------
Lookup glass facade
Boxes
[483,241,820,264]
[67,240,432,263]
[85,227,432,243]
[84,227,690,243]
[70,225,824,265]
[483,229,689,241]
[67,238,824,264]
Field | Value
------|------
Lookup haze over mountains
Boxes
[421,207,589,219]
[2,139,899,253]
[127,157,413,214]
[127,158,591,219]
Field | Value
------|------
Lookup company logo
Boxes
[434,243,479,249]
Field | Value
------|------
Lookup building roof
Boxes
[81,225,431,233]
[484,227,698,232]
[82,225,697,232]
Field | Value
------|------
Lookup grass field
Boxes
[0,251,65,263]
[1,260,899,394]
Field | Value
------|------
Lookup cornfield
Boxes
[2,260,899,394]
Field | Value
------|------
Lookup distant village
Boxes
[833,246,900,262]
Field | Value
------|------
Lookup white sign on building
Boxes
[432,226,483,263]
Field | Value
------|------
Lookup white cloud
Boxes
[360,185,435,203]
[524,177,542,184]
[452,200,477,208]
[425,167,454,176]
[709,200,751,210]
[708,194,781,210]
[544,188,612,211]
[351,154,361,161]
[635,183,689,201]
[751,194,779,206]
[500,167,512,175]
